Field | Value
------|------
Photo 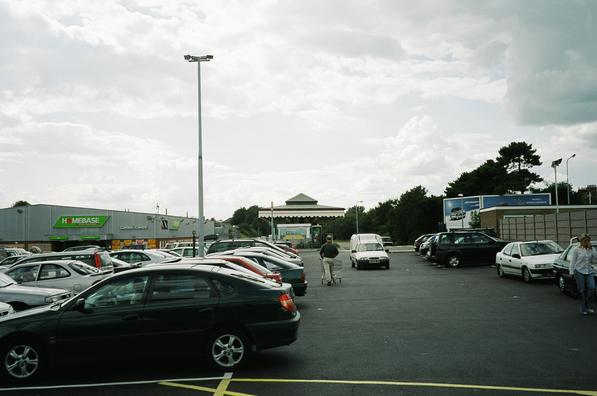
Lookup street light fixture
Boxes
[355,201,363,234]
[457,194,464,229]
[551,158,562,214]
[184,53,213,257]
[566,154,576,205]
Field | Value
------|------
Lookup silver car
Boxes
[4,260,109,294]
[0,302,14,318]
[0,272,71,311]
[109,250,173,266]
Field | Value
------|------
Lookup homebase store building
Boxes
[0,204,218,252]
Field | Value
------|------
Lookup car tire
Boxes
[0,338,44,382]
[351,259,355,268]
[385,264,390,270]
[557,274,567,294]
[522,267,532,283]
[497,264,505,278]
[446,254,460,268]
[207,329,250,370]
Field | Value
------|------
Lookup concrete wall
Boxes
[497,210,597,246]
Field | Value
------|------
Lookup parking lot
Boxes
[2,250,597,396]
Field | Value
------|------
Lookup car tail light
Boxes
[279,293,296,313]
[94,253,101,269]
[266,273,282,284]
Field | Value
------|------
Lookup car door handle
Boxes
[122,314,140,321]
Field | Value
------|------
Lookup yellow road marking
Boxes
[159,379,254,396]
[231,378,597,395]
[214,372,233,396]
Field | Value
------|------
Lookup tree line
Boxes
[230,142,590,243]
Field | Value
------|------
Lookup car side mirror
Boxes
[512,254,521,259]
[72,297,87,312]
[351,250,356,253]
[385,249,390,253]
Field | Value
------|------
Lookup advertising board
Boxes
[443,193,551,230]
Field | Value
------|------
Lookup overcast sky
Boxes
[1,0,596,220]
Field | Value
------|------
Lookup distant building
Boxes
[0,204,222,251]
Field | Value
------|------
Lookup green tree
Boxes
[11,200,30,207]
[230,205,270,237]
[530,182,581,205]
[496,142,543,193]
[445,160,508,197]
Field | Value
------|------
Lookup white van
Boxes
[349,234,390,270]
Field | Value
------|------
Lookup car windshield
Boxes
[358,243,384,252]
[520,241,564,256]
[0,273,16,287]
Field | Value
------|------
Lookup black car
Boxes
[552,243,597,297]
[434,231,508,267]
[0,264,300,382]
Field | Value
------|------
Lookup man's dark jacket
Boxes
[320,242,339,258]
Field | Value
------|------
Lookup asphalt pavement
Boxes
[2,250,597,395]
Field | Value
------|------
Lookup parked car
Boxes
[495,240,564,282]
[0,302,14,318]
[110,257,142,273]
[380,236,394,247]
[63,245,102,252]
[207,255,283,283]
[434,231,508,267]
[552,243,597,297]
[450,207,465,220]
[169,246,207,258]
[0,256,27,269]
[239,246,304,267]
[0,263,300,381]
[5,260,110,293]
[274,242,299,255]
[426,235,439,262]
[419,234,437,257]
[0,272,71,311]
[109,249,172,266]
[215,250,307,296]
[350,239,390,270]
[207,239,302,261]
[3,249,114,272]
[414,234,434,252]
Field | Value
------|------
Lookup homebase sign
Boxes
[54,215,110,228]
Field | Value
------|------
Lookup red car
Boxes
[209,255,283,284]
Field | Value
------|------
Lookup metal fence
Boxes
[499,210,597,247]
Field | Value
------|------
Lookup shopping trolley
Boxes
[320,257,343,286]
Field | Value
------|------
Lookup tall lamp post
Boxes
[551,158,562,214]
[184,54,213,257]
[458,193,464,229]
[566,154,576,205]
[355,200,363,234]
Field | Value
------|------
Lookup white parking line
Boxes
[0,375,226,392]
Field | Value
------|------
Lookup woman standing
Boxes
[569,233,597,315]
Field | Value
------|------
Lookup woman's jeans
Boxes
[574,270,596,313]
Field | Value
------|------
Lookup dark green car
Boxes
[0,264,300,382]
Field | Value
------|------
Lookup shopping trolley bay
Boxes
[2,250,597,396]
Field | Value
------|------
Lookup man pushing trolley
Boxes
[320,235,341,286]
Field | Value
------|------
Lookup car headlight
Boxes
[45,295,63,303]
[533,263,552,269]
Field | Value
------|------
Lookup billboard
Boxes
[443,196,481,230]
[443,193,551,230]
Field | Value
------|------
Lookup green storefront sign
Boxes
[54,216,110,229]
[49,236,69,241]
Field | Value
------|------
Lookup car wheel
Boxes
[447,254,460,268]
[1,340,43,382]
[207,329,249,370]
[522,267,532,283]
[557,275,567,294]
[497,264,505,278]
[351,259,355,268]
[385,264,390,270]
